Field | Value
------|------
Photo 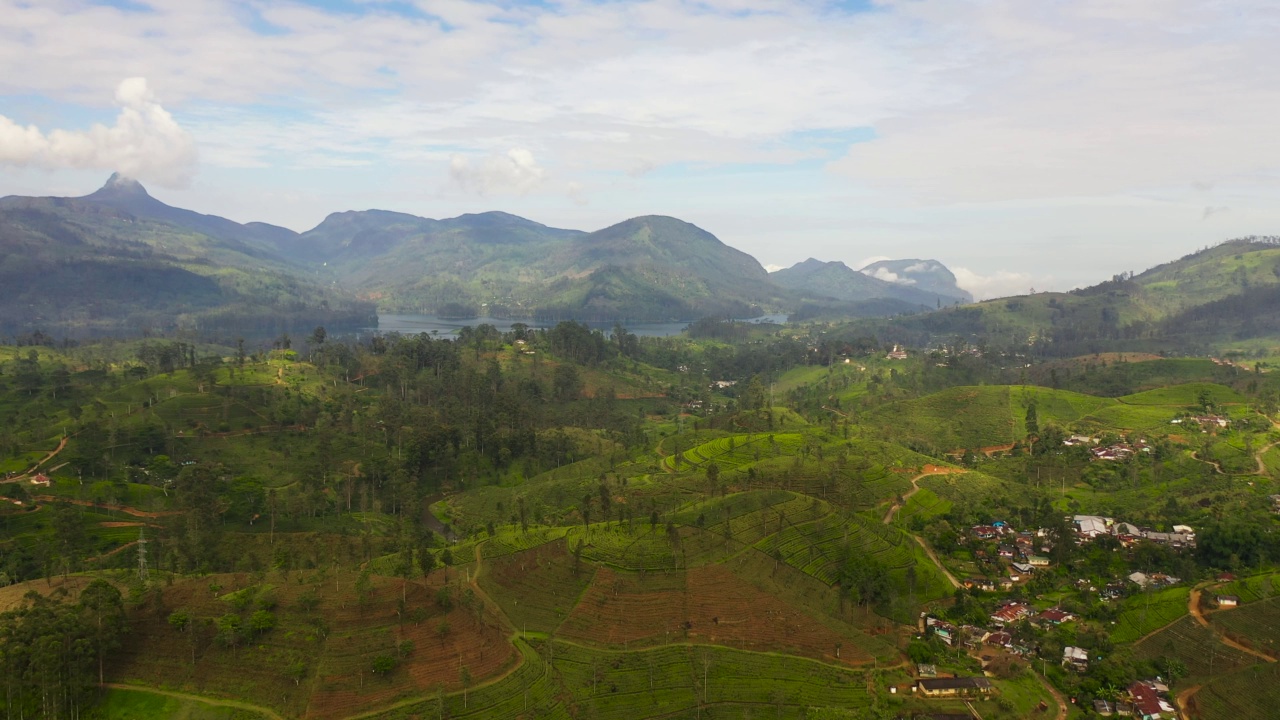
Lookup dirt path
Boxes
[102,683,285,720]
[1189,587,1277,663]
[912,535,961,589]
[881,467,959,524]
[1176,684,1202,720]
[31,495,180,518]
[878,468,964,589]
[1035,671,1069,720]
[2,436,69,484]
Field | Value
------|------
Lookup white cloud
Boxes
[856,256,892,270]
[764,263,785,272]
[0,77,196,187]
[862,266,916,285]
[953,267,1047,301]
[903,261,933,273]
[449,148,546,196]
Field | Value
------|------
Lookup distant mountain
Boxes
[0,176,374,338]
[851,236,1280,355]
[859,259,972,303]
[286,211,786,322]
[770,258,962,309]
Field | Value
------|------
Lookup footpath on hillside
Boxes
[883,467,963,589]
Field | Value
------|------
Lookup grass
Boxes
[1132,615,1256,681]
[88,686,271,719]
[1117,382,1245,407]
[1212,596,1280,659]
[1110,586,1190,643]
[867,386,1016,451]
[549,640,872,718]
[1187,664,1280,720]
[1215,571,1280,604]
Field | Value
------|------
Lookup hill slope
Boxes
[771,258,960,308]
[0,176,374,338]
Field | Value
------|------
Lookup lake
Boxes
[367,314,789,338]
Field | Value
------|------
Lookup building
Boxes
[1063,646,1089,670]
[1216,595,1240,608]
[1038,608,1074,625]
[1128,680,1176,719]
[916,677,994,698]
[990,602,1032,626]
[30,473,50,486]
[1028,555,1050,567]
[1074,515,1110,537]
[916,663,938,678]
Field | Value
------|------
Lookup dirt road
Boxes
[1189,587,1277,663]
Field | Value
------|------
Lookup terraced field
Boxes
[364,638,568,720]
[1215,572,1280,604]
[662,433,804,472]
[1132,615,1256,680]
[1186,664,1280,720]
[867,386,1017,451]
[1211,596,1280,659]
[1110,586,1190,643]
[478,539,595,633]
[549,640,871,718]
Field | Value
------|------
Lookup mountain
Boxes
[286,211,787,322]
[0,176,374,338]
[859,258,972,303]
[770,258,961,309]
[853,236,1280,355]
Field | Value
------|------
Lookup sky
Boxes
[1,0,1278,300]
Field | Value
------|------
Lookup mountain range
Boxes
[0,175,976,336]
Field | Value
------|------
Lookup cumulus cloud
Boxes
[449,148,546,195]
[764,263,785,272]
[862,267,916,285]
[952,267,1045,301]
[0,78,196,188]
[903,261,933,273]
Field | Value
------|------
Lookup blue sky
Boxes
[2,0,1278,298]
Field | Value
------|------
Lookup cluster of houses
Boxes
[885,345,909,361]
[925,602,1075,655]
[1092,680,1177,718]
[1270,494,1280,514]
[1170,414,1230,430]
[1074,515,1196,549]
[969,521,1054,582]
[1061,434,1152,461]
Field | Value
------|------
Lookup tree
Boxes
[460,665,472,708]
[249,610,277,635]
[79,579,124,685]
[215,613,242,654]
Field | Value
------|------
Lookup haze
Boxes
[2,0,1278,299]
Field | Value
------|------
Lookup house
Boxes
[1074,515,1111,537]
[1028,555,1050,567]
[915,677,994,698]
[997,544,1015,558]
[1093,699,1116,716]
[1012,562,1033,574]
[1129,572,1151,587]
[1038,608,1074,625]
[1113,522,1143,538]
[990,602,1032,626]
[925,617,957,645]
[985,631,1013,648]
[1216,595,1240,608]
[886,345,909,360]
[916,663,938,678]
[1064,434,1099,447]
[29,473,50,486]
[1128,680,1176,719]
[1063,646,1089,670]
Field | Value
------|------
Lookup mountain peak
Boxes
[97,172,150,198]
